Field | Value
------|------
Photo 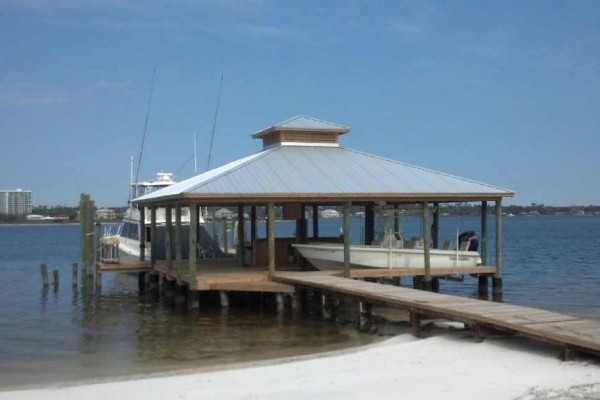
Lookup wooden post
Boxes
[165,205,173,272]
[175,205,182,275]
[267,202,275,279]
[479,201,489,291]
[53,270,59,291]
[237,205,245,267]
[220,291,229,308]
[343,201,351,279]
[493,199,503,291]
[40,264,49,287]
[139,206,146,262]
[433,202,440,249]
[276,293,285,312]
[421,202,432,291]
[72,263,78,288]
[410,311,422,338]
[189,204,198,285]
[150,206,157,267]
[393,204,400,238]
[312,205,319,239]
[222,218,228,255]
[250,206,257,243]
[365,203,375,245]
[359,301,372,332]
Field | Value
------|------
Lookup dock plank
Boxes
[273,272,600,355]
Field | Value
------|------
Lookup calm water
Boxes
[1,216,599,388]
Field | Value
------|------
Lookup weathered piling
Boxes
[79,193,96,276]
[40,264,49,287]
[52,270,59,291]
[72,263,78,289]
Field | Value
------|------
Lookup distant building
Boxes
[0,189,32,216]
[95,208,117,221]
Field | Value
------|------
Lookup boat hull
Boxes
[292,244,481,271]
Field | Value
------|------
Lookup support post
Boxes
[72,263,78,289]
[165,205,173,272]
[421,202,432,291]
[481,201,488,265]
[276,293,285,312]
[343,201,352,279]
[175,205,182,275]
[250,206,257,243]
[359,301,372,332]
[393,204,400,238]
[410,311,422,338]
[312,205,319,239]
[365,203,375,245]
[139,206,146,262]
[267,202,275,279]
[237,205,245,267]
[219,291,229,308]
[189,204,198,285]
[53,270,59,291]
[433,202,440,249]
[40,264,49,287]
[150,206,157,267]
[493,199,503,291]
[222,218,228,255]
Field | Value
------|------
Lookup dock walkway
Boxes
[274,272,600,358]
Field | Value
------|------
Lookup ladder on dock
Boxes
[273,272,600,359]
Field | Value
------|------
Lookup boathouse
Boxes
[127,116,513,296]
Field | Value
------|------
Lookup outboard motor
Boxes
[458,231,479,251]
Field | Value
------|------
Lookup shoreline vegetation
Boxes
[1,203,600,224]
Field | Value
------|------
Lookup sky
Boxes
[1,0,599,207]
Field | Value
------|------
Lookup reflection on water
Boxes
[1,273,375,389]
[1,216,600,389]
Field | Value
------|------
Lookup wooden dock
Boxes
[273,271,600,358]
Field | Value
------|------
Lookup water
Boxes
[1,216,600,388]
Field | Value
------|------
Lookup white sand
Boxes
[1,332,599,400]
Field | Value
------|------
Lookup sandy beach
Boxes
[2,328,599,400]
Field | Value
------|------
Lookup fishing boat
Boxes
[292,212,481,271]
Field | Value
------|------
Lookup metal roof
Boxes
[135,145,514,204]
[252,115,351,138]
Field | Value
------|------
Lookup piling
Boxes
[219,291,230,308]
[493,199,503,292]
[359,301,372,332]
[40,264,49,287]
[72,263,78,289]
[276,293,285,312]
[52,270,59,291]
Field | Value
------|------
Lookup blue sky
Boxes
[1,1,599,207]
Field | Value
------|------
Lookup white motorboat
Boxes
[293,228,481,271]
[103,172,204,261]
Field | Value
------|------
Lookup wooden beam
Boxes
[433,202,440,249]
[421,202,432,289]
[139,206,146,262]
[250,206,257,243]
[365,203,375,245]
[267,202,275,279]
[312,204,319,239]
[481,201,488,265]
[189,204,198,284]
[494,199,503,287]
[175,205,182,275]
[150,206,157,267]
[165,205,173,272]
[237,205,245,267]
[343,201,351,279]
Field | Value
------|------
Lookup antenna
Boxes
[194,129,197,175]
[206,73,223,171]
[134,68,156,190]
